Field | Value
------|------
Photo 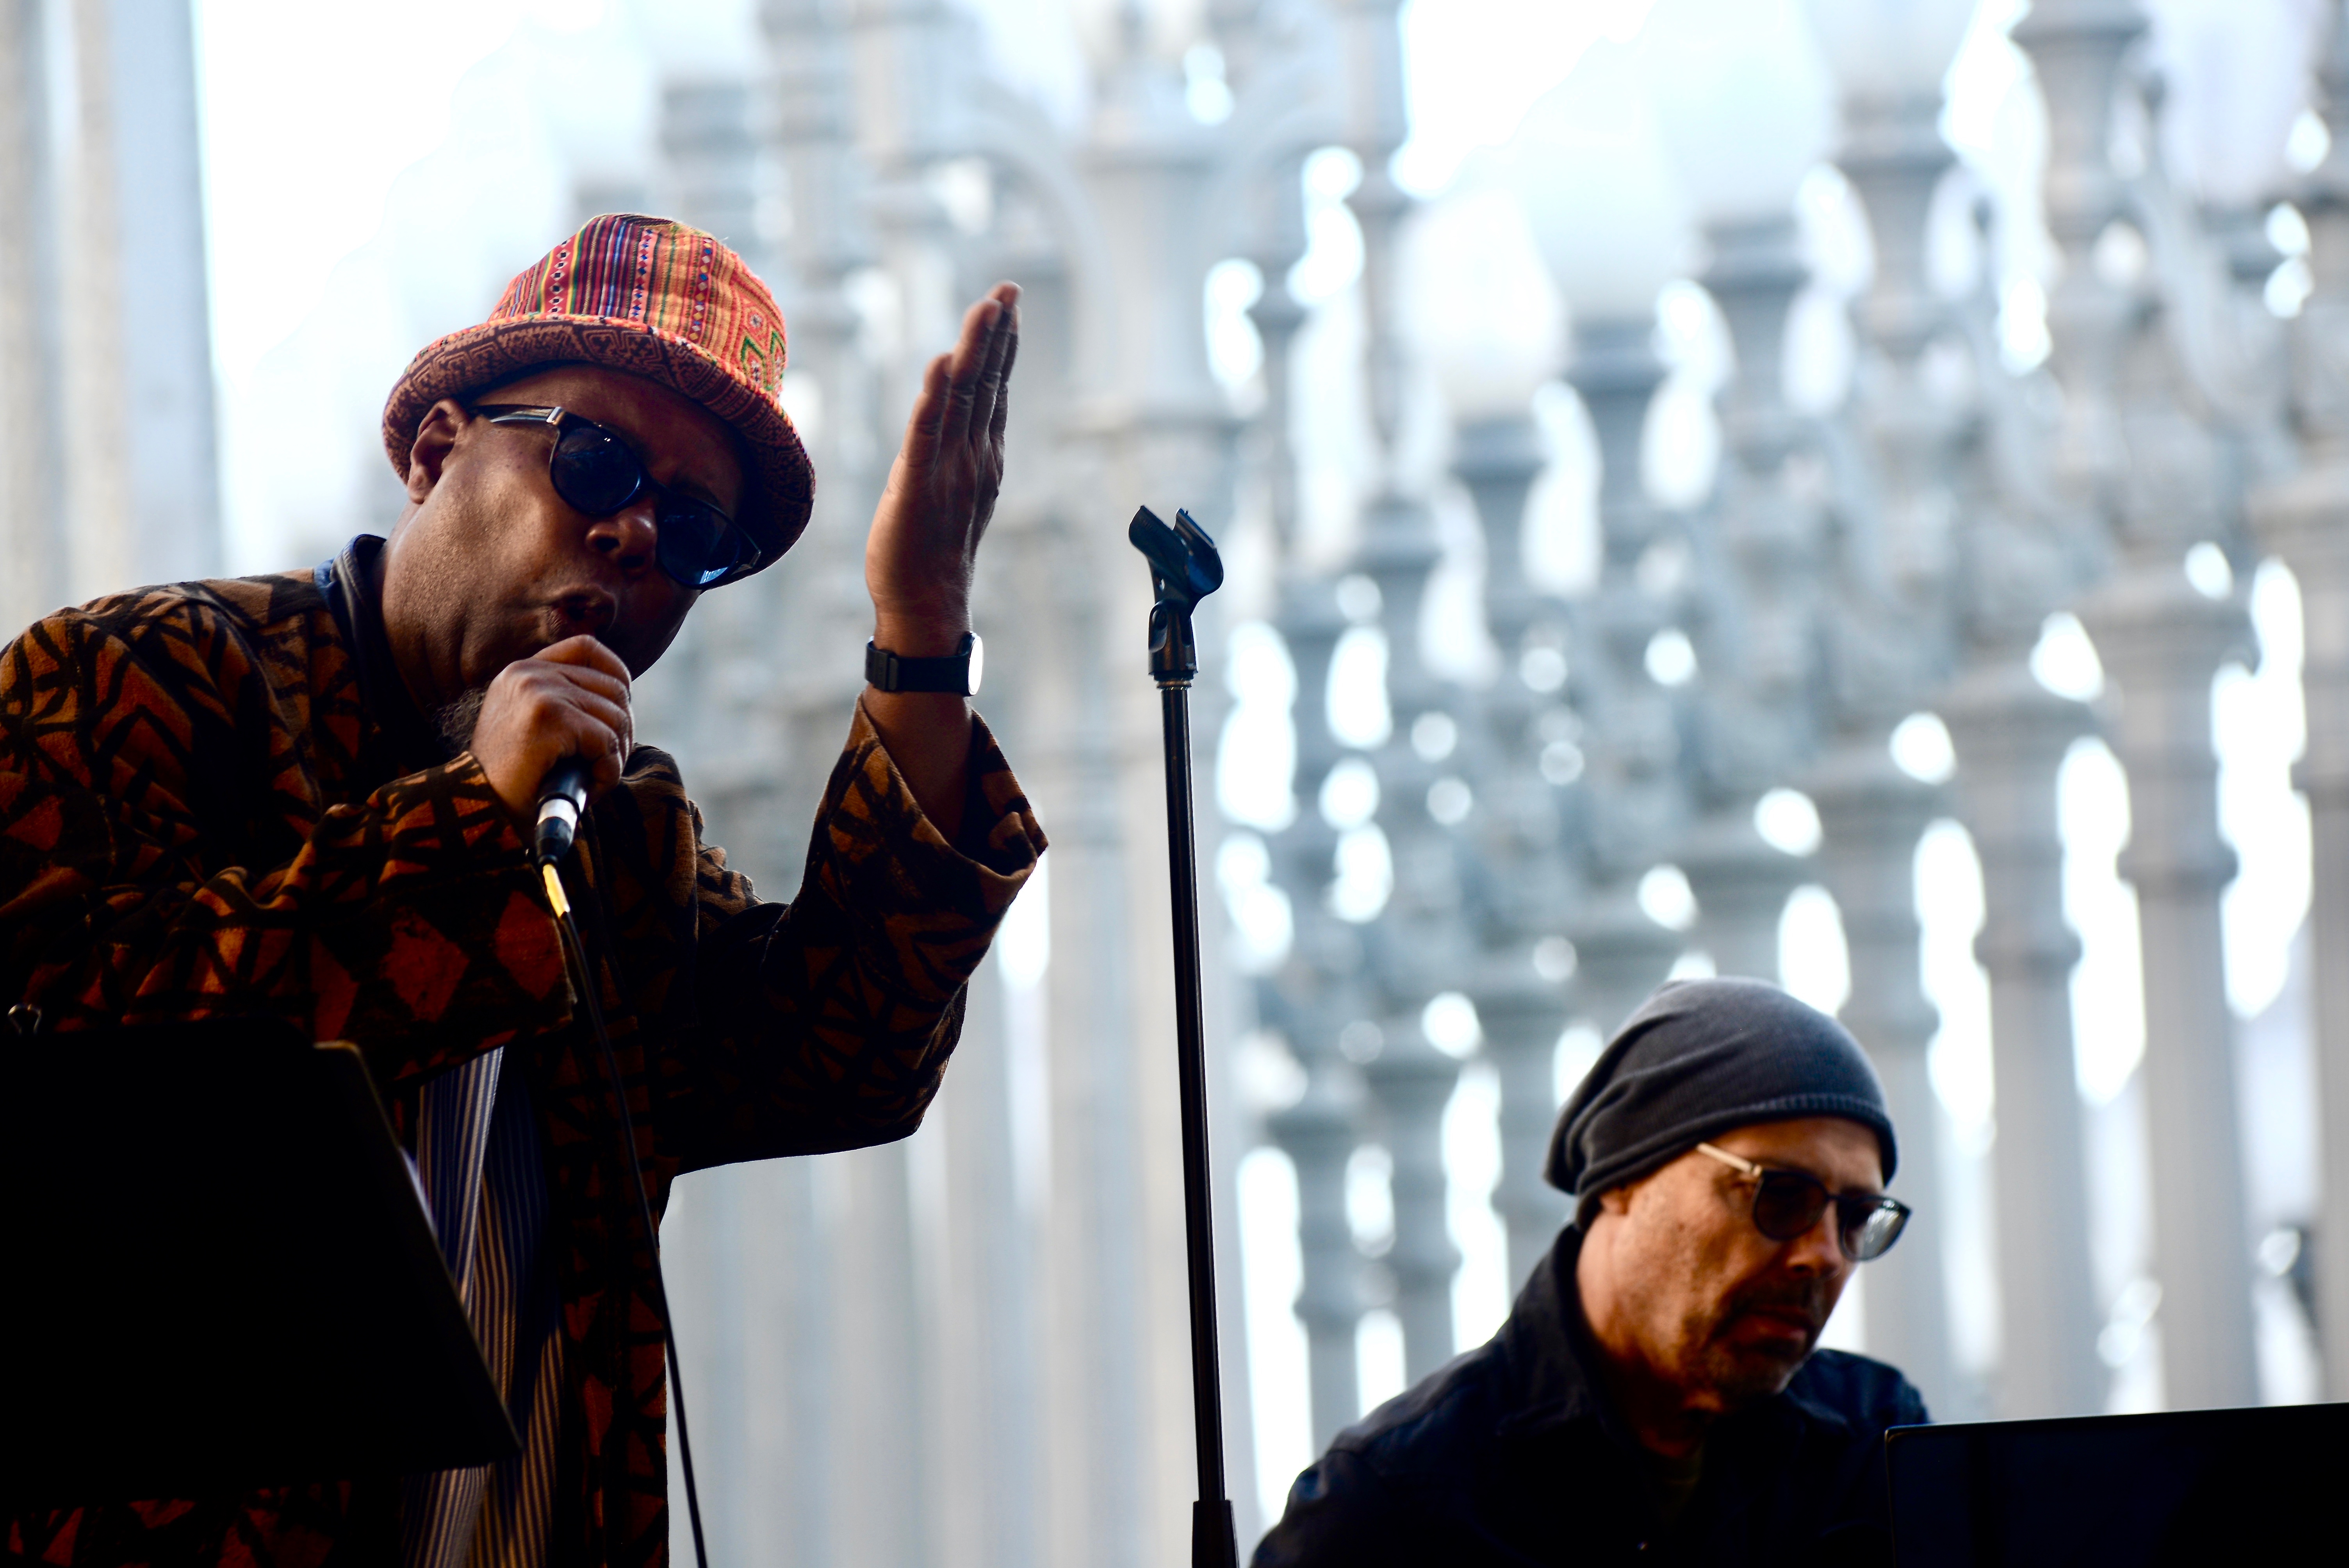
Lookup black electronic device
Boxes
[2,1019,517,1505]
[1886,1401,2349,1566]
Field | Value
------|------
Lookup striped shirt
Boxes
[399,1050,561,1568]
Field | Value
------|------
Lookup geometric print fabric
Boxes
[0,568,1044,1566]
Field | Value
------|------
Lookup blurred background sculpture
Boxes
[7,0,2349,1560]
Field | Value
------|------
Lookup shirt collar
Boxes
[315,534,455,776]
[1490,1225,1629,1443]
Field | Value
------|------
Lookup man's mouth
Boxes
[545,588,620,642]
[1719,1288,1830,1350]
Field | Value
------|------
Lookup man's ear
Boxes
[1597,1183,1637,1217]
[403,399,472,505]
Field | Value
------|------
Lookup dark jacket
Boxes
[1254,1227,1926,1567]
[1,544,1044,1566]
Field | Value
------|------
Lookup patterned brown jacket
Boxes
[0,552,1043,1566]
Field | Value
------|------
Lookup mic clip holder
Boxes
[1128,506,1223,688]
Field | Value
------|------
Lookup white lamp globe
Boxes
[2146,0,2324,207]
[1801,0,1978,102]
[1070,0,1203,70]
[1404,167,1565,422]
[1640,0,1837,223]
[1506,40,1697,323]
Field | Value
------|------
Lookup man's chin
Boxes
[1707,1318,1818,1397]
[433,687,488,755]
[1705,1353,1806,1406]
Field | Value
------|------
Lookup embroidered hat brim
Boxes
[380,216,815,571]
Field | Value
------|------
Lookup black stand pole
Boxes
[1128,506,1237,1568]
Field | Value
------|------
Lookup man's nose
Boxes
[586,502,659,575]
[1784,1205,1847,1276]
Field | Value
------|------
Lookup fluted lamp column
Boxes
[1334,0,1476,1386]
[1941,655,2103,1418]
[1414,179,1577,1293]
[1264,578,1372,1447]
[1458,395,1578,1293]
[1355,486,1463,1385]
[1800,0,1979,1414]
[2252,0,2349,1400]
[1644,0,1839,983]
[2149,0,2316,505]
[1511,46,1696,1037]
[2025,0,2263,1411]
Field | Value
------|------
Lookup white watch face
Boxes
[966,633,984,696]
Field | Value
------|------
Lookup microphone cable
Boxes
[537,847,711,1568]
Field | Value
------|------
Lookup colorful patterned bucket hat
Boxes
[381,214,814,571]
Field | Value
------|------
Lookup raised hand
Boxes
[866,282,1020,657]
[859,282,1021,840]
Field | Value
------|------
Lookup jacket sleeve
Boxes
[0,597,565,1089]
[653,698,1044,1169]
[1252,1449,1413,1568]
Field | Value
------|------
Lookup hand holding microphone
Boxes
[467,634,634,856]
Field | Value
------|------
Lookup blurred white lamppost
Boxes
[1328,0,1472,1390]
[2152,0,2322,282]
[1800,0,1977,1416]
[0,5,65,638]
[1933,0,2150,1422]
[1412,179,1579,1292]
[2048,14,2267,1411]
[1939,497,2105,1418]
[1412,176,1563,667]
[1263,576,1374,1448]
[1808,0,1979,598]
[2014,0,2147,524]
[1645,0,1838,982]
[2145,0,2319,522]
[2253,0,2349,1401]
[1514,46,1695,1035]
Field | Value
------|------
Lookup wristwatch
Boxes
[865,631,983,696]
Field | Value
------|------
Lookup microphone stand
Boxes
[1126,506,1237,1568]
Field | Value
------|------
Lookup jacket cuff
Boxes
[362,751,535,889]
[305,754,569,1066]
[804,702,1046,1003]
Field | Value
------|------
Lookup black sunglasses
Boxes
[474,404,760,589]
[1695,1142,1911,1263]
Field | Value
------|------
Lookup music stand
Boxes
[3,1018,518,1505]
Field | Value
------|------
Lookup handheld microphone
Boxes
[534,758,594,866]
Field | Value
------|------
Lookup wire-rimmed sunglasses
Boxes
[474,404,761,590]
[1694,1142,1911,1263]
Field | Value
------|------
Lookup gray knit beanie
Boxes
[1545,977,1897,1226]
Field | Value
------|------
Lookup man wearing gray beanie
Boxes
[1255,978,1926,1566]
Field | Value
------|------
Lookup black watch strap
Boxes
[865,632,981,696]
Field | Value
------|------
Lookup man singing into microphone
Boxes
[2,217,1041,1566]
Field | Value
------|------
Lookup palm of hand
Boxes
[866,283,1021,643]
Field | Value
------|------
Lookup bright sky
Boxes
[195,0,534,389]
